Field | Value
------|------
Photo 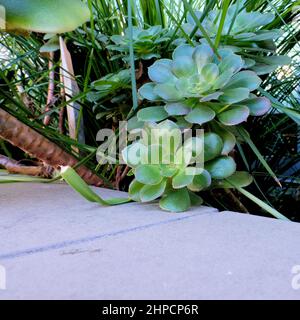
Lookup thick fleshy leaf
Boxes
[165,102,191,116]
[213,70,234,89]
[204,132,223,161]
[2,0,90,33]
[154,83,182,101]
[220,88,250,104]
[188,170,212,192]
[200,92,224,102]
[173,44,195,60]
[172,57,196,78]
[160,165,178,177]
[218,54,244,74]
[140,179,167,202]
[128,179,144,202]
[172,169,195,189]
[245,96,271,116]
[183,137,205,162]
[246,30,282,41]
[205,156,237,179]
[139,83,160,101]
[218,105,250,126]
[235,11,274,31]
[193,44,214,69]
[148,61,175,83]
[211,123,236,155]
[189,192,203,206]
[148,120,182,154]
[137,106,168,122]
[213,171,253,189]
[185,106,216,125]
[201,63,219,83]
[259,55,291,66]
[174,117,193,129]
[122,143,147,167]
[127,116,144,132]
[224,71,262,91]
[40,36,60,52]
[250,64,278,75]
[159,188,191,212]
[135,164,162,185]
[244,58,256,68]
[175,78,191,96]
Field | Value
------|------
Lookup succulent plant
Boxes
[184,2,277,41]
[138,43,271,127]
[182,2,291,75]
[122,120,252,212]
[107,26,171,62]
[87,69,131,103]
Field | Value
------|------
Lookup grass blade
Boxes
[61,166,130,205]
[237,126,282,187]
[235,186,289,221]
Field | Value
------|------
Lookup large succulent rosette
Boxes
[138,43,271,127]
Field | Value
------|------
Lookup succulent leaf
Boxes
[140,179,167,202]
[159,188,191,212]
[205,156,237,179]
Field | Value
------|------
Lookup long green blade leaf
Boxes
[237,126,281,187]
[235,186,289,221]
[61,166,130,206]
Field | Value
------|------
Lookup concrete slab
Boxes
[0,183,299,300]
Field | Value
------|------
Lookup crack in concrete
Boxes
[0,210,217,261]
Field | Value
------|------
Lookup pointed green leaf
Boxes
[61,167,130,206]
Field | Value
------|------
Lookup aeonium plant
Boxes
[138,43,271,127]
[121,120,252,212]
[107,25,171,62]
[182,1,291,75]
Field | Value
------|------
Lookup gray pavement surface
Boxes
[0,183,299,300]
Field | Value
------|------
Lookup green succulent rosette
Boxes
[122,120,252,212]
[107,26,171,61]
[138,43,271,127]
[182,1,291,75]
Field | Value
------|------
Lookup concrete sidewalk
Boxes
[0,183,299,300]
